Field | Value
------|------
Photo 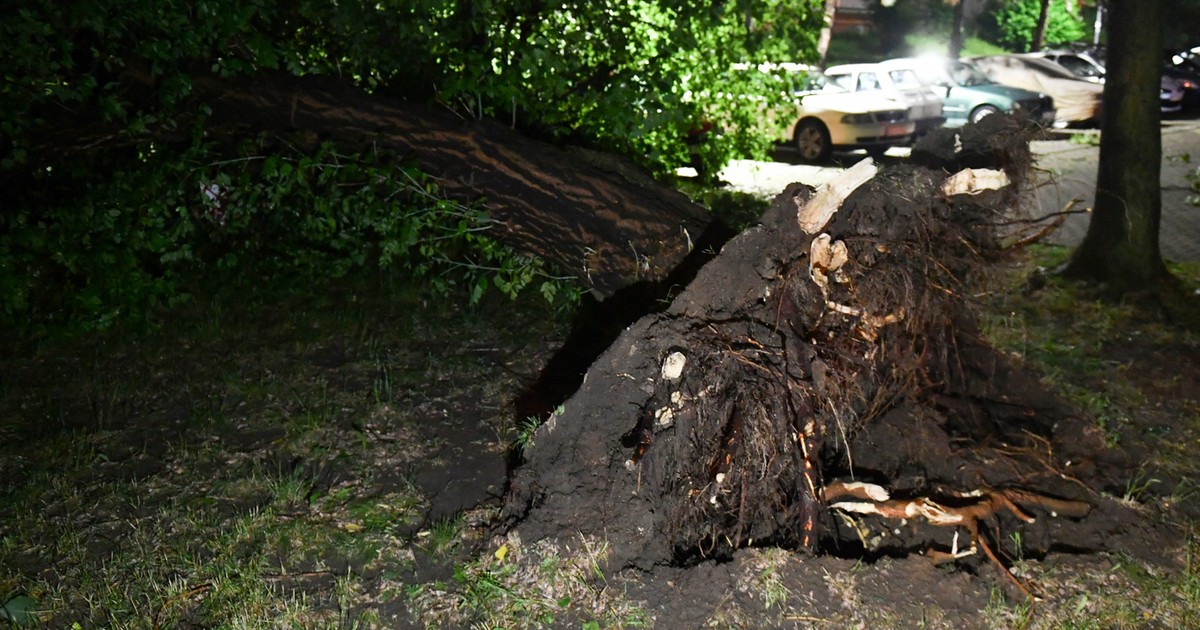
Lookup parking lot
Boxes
[718,117,1200,263]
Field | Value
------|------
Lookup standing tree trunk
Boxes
[1031,0,1052,51]
[1061,0,1168,292]
[1092,0,1105,47]
[949,0,966,59]
[816,0,837,68]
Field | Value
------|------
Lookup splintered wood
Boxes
[796,157,878,234]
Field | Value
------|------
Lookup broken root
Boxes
[823,480,1091,601]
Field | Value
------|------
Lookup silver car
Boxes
[824,61,946,137]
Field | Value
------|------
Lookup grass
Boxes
[982,245,1200,448]
[972,245,1200,627]
[3,230,1200,627]
[405,533,649,629]
[0,274,572,627]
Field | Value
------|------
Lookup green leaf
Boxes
[2,595,37,625]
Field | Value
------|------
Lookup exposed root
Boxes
[998,198,1083,249]
[824,482,1090,601]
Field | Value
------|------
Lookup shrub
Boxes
[0,137,573,339]
[981,0,1087,52]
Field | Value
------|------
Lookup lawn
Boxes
[2,232,1199,628]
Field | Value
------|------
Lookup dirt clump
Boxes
[504,116,1175,594]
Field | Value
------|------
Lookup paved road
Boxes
[718,118,1200,262]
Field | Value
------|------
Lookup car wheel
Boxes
[794,119,832,163]
[969,104,1000,124]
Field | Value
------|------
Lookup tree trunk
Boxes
[949,0,966,59]
[816,0,837,68]
[1032,0,1052,51]
[1062,0,1168,292]
[38,72,715,300]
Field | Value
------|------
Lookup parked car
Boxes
[694,64,915,166]
[1035,49,1188,114]
[1162,64,1200,110]
[1165,48,1200,111]
[1161,75,1187,113]
[782,69,915,163]
[968,54,1102,126]
[824,61,946,137]
[884,57,1056,128]
[1029,50,1106,83]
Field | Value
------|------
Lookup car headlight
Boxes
[841,113,875,124]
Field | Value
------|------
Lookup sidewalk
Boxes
[1032,121,1200,263]
[717,119,1200,263]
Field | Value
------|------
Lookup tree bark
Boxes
[30,71,716,299]
[1032,0,1052,51]
[1062,0,1168,292]
[816,0,837,68]
[949,0,966,59]
[145,73,713,299]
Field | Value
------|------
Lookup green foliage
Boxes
[3,0,827,175]
[2,594,37,625]
[1,0,831,340]
[872,0,956,55]
[515,416,542,455]
[982,0,1088,52]
[1,138,572,339]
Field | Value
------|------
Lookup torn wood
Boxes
[796,157,878,234]
[941,167,1011,196]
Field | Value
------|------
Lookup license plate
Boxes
[885,124,908,137]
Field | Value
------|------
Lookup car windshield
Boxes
[792,71,837,93]
[903,59,993,88]
[887,69,923,90]
[946,61,993,87]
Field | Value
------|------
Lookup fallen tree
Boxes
[35,72,716,300]
[504,116,1162,595]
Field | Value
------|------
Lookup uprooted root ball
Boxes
[505,116,1149,583]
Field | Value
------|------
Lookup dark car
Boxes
[1031,50,1106,84]
[1162,65,1200,110]
[1165,48,1200,111]
[1035,49,1191,114]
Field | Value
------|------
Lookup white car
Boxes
[824,61,947,137]
[780,69,915,163]
[720,63,914,164]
